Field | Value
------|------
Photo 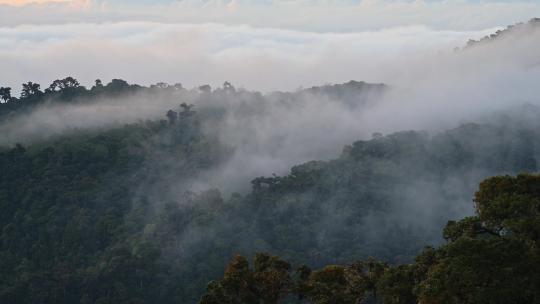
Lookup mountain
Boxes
[1,96,540,302]
[465,17,540,48]
[1,19,540,304]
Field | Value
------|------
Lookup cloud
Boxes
[0,22,498,93]
[1,0,540,30]
[0,0,69,5]
[2,21,540,196]
[0,0,92,7]
[0,1,538,92]
[1,1,540,196]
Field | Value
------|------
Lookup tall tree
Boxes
[20,82,42,98]
[0,87,11,103]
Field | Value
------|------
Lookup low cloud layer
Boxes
[2,1,539,92]
[0,22,497,93]
[1,0,540,31]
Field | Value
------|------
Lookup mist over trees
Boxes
[1,75,540,302]
[1,19,540,304]
[201,174,540,304]
[465,17,540,48]
[0,77,142,118]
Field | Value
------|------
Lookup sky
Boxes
[0,0,539,91]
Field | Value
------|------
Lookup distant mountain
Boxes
[465,17,540,48]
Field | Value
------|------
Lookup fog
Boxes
[1,16,540,268]
[0,22,498,92]
[2,20,540,195]
[2,3,540,302]
[2,0,540,32]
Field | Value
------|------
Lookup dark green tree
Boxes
[0,87,11,103]
[20,82,42,98]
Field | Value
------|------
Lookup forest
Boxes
[201,173,540,304]
[0,73,539,303]
[1,18,540,304]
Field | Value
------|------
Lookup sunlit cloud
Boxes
[0,0,71,5]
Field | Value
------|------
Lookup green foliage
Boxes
[202,174,540,304]
[2,77,540,303]
[417,237,538,304]
[474,174,540,242]
[304,265,365,304]
[0,77,144,121]
[0,106,226,303]
[376,265,416,304]
[443,216,485,241]
[200,253,292,304]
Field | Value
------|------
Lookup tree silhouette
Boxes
[20,82,42,98]
[0,87,11,103]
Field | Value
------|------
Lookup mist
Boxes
[2,20,540,195]
[0,21,498,92]
[3,1,540,302]
[2,22,540,269]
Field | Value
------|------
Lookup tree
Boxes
[252,253,292,304]
[198,85,211,93]
[180,103,194,113]
[474,174,540,242]
[20,82,42,98]
[376,265,416,304]
[416,238,537,304]
[442,216,489,242]
[166,110,178,125]
[302,264,367,304]
[91,79,104,92]
[223,81,235,92]
[105,79,132,93]
[0,87,11,103]
[47,77,80,92]
[294,265,312,300]
[200,255,258,304]
[201,253,292,304]
[415,174,540,304]
[152,82,169,89]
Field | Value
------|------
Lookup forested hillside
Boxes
[1,74,539,302]
[466,17,540,48]
[201,174,540,304]
[0,18,539,303]
[0,102,229,303]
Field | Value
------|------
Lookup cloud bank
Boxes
[0,22,498,93]
[1,0,539,92]
[1,0,540,30]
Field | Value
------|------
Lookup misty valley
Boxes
[0,17,540,304]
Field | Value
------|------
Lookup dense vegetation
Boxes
[0,101,228,303]
[1,74,539,303]
[201,174,540,304]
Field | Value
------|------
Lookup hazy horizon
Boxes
[2,0,540,92]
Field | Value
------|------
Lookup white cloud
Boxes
[0,0,69,5]
[0,0,537,91]
[0,22,499,92]
[1,0,539,30]
[1,0,538,92]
